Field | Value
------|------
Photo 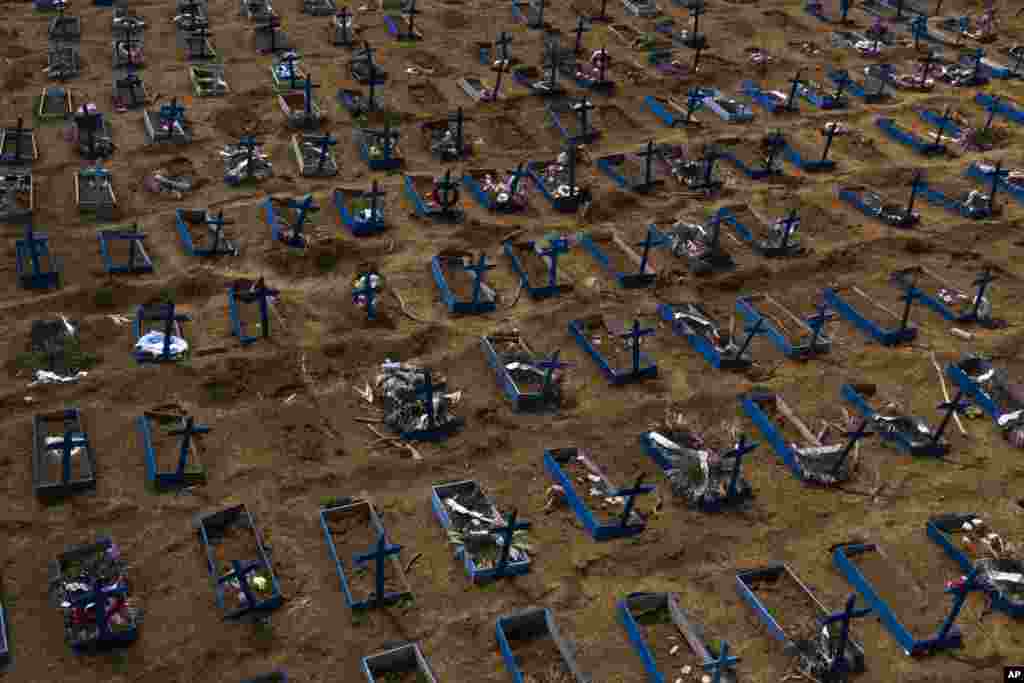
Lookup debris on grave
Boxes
[643,421,754,509]
[46,44,81,81]
[190,64,229,96]
[662,216,734,274]
[442,488,532,571]
[65,104,114,160]
[374,362,461,437]
[222,137,273,185]
[19,317,96,380]
[50,538,140,650]
[135,330,188,360]
[352,269,384,313]
[0,169,33,223]
[951,355,1024,448]
[145,168,193,198]
[746,47,773,66]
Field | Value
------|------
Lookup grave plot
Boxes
[875,113,953,157]
[432,480,531,582]
[356,125,403,171]
[252,16,290,54]
[33,408,97,498]
[133,301,191,363]
[373,362,463,441]
[927,514,1024,618]
[277,77,324,129]
[546,97,601,145]
[482,330,570,412]
[837,179,921,228]
[266,194,320,249]
[717,206,805,258]
[70,105,115,160]
[182,27,217,61]
[14,222,62,290]
[240,0,273,21]
[640,423,755,511]
[696,88,754,124]
[328,7,361,46]
[350,267,393,324]
[222,137,273,186]
[653,14,708,50]
[658,302,757,370]
[741,390,866,486]
[570,314,658,385]
[404,171,463,222]
[350,44,388,85]
[137,404,209,489]
[174,0,208,33]
[871,59,942,92]
[334,183,386,236]
[432,250,515,315]
[48,3,81,42]
[194,504,283,620]
[496,608,590,683]
[97,223,153,275]
[112,71,148,110]
[527,146,590,213]
[924,100,1016,153]
[577,227,661,289]
[966,160,1024,205]
[456,74,498,103]
[421,108,471,161]
[651,144,722,193]
[827,67,892,103]
[383,0,422,42]
[934,51,989,88]
[543,447,652,540]
[362,643,439,683]
[781,127,839,172]
[740,76,802,114]
[112,33,145,70]
[597,141,665,194]
[556,47,614,91]
[46,43,81,81]
[643,92,703,129]
[143,98,192,145]
[175,208,239,257]
[717,133,786,180]
[618,592,740,683]
[824,278,920,347]
[228,278,279,344]
[48,537,140,650]
[890,265,1003,329]
[0,120,35,165]
[947,356,1024,449]
[463,165,530,213]
[815,121,888,165]
[75,165,118,219]
[735,293,833,360]
[336,85,388,118]
[292,133,338,177]
[511,62,566,97]
[828,28,889,58]
[303,0,335,15]
[38,86,73,120]
[736,565,867,681]
[14,317,96,387]
[0,169,33,224]
[319,498,412,610]
[271,52,307,92]
[832,542,981,656]
[503,234,573,300]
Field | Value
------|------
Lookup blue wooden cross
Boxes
[932,390,968,446]
[5,117,32,162]
[785,70,804,111]
[51,429,86,486]
[285,194,319,246]
[906,170,922,217]
[493,508,530,577]
[353,271,379,320]
[982,95,1000,131]
[830,418,872,478]
[636,224,669,274]
[933,106,952,146]
[614,474,654,529]
[821,123,837,163]
[572,97,594,140]
[67,580,130,642]
[373,120,400,162]
[806,301,834,352]
[206,210,233,254]
[775,210,799,252]
[911,14,927,49]
[898,276,920,334]
[685,88,703,123]
[970,267,997,321]
[506,162,528,198]
[415,369,444,430]
[968,48,985,83]
[620,320,654,376]
[733,317,765,362]
[819,594,871,676]
[300,76,320,120]
[839,0,851,22]
[221,559,268,615]
[928,565,983,647]
[354,531,403,606]
[363,180,385,222]
[638,140,658,189]
[278,51,302,89]
[464,253,495,309]
[702,640,739,683]
[984,163,1005,214]
[238,277,279,338]
[723,435,757,499]
[143,303,190,361]
[539,236,569,288]
[307,133,337,173]
[168,416,209,479]
[535,349,570,398]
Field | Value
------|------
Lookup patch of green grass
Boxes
[94,286,115,308]
[158,288,176,305]
[351,608,369,626]
[316,250,340,273]
[204,382,229,402]
[14,335,99,374]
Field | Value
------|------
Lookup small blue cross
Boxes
[169,416,210,479]
[620,320,654,376]
[354,531,403,606]
[636,225,669,275]
[702,640,740,683]
[463,253,495,309]
[819,594,870,676]
[493,508,530,577]
[723,435,757,499]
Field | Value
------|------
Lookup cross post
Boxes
[830,418,871,477]
[638,140,657,188]
[636,224,668,274]
[301,76,320,120]
[724,436,757,499]
[572,97,594,140]
[620,320,655,376]
[493,508,530,577]
[336,7,352,44]
[240,277,279,337]
[786,70,803,111]
[932,391,968,446]
[540,236,569,287]
[573,17,588,55]
[614,474,654,528]
[776,210,799,252]
[496,30,513,61]
[906,171,922,218]
[435,169,460,215]
[169,416,210,479]
[734,317,764,361]
[23,222,43,278]
[986,162,1006,214]
[685,88,702,123]
[401,0,419,39]
[206,210,233,254]
[819,594,871,676]
[689,1,706,48]
[970,267,997,321]
[492,58,507,100]
[68,581,129,641]
[415,369,444,430]
[821,124,837,163]
[365,180,385,220]
[534,349,570,398]
[932,566,983,644]
[354,532,403,606]
[464,253,496,309]
[312,133,337,173]
[806,302,834,352]
[449,107,465,158]
[222,559,267,614]
[703,640,740,683]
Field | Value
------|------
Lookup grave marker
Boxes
[98,223,153,274]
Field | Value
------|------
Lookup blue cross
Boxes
[306,133,337,172]
[50,429,86,486]
[911,15,927,49]
[819,594,870,676]
[839,0,851,22]
[806,301,834,352]
[507,162,528,198]
[619,320,654,376]
[534,349,570,398]
[613,473,654,529]
[539,236,569,288]
[821,123,837,163]
[221,559,269,615]
[140,303,190,360]
[786,70,804,111]
[637,140,658,188]
[169,416,210,479]
[734,317,765,361]
[493,508,530,577]
[354,531,403,606]
[775,210,799,251]
[932,566,983,645]
[373,121,400,161]
[685,88,703,123]
[934,106,952,146]
[353,271,379,320]
[237,135,261,180]
[435,169,461,214]
[983,95,1000,130]
[723,435,757,498]
[67,580,130,641]
[463,253,495,309]
[301,76,320,119]
[702,640,740,683]
[906,170,922,218]
[830,418,872,478]
[111,223,147,271]
[278,51,302,88]
[932,390,969,446]
[898,278,920,334]
[286,194,319,245]
[415,369,444,430]
[237,277,279,337]
[205,210,233,253]
[636,225,669,275]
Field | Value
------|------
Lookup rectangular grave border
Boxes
[569,315,658,385]
[33,408,97,499]
[495,608,589,683]
[362,643,438,683]
[137,407,208,489]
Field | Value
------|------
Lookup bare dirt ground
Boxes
[2,0,1024,681]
